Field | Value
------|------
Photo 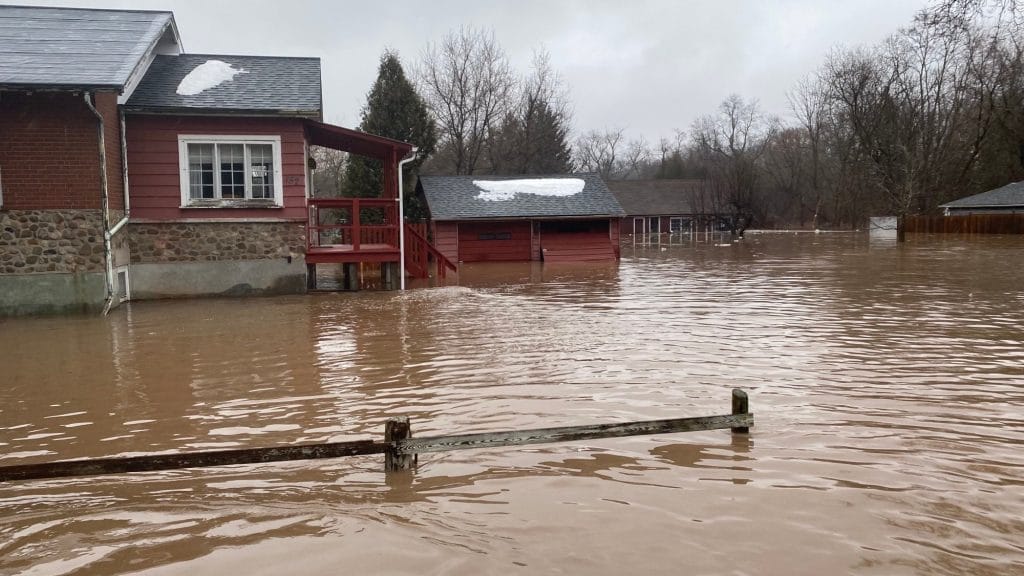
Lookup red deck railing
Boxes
[306,198,456,278]
[307,197,399,253]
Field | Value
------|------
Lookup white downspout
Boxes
[397,147,418,291]
[106,110,131,240]
[83,93,116,315]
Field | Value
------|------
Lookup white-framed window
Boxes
[670,217,684,233]
[177,135,283,207]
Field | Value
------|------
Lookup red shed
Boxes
[418,174,625,263]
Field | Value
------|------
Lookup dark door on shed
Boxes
[539,219,617,262]
[458,221,532,261]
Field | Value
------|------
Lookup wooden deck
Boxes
[306,244,400,264]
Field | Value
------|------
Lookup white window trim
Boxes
[670,216,683,233]
[115,265,131,303]
[177,135,284,208]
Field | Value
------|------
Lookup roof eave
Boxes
[122,106,322,118]
[0,83,123,92]
[941,203,1024,209]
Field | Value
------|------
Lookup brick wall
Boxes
[0,91,115,210]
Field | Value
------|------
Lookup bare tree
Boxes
[309,146,346,198]
[574,128,625,179]
[417,27,517,175]
[690,94,775,235]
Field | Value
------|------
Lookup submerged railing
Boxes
[0,390,752,482]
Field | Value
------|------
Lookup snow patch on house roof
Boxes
[473,178,586,201]
[176,60,247,96]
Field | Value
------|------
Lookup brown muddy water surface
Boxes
[1,233,1022,575]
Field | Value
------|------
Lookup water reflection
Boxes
[1,233,1023,575]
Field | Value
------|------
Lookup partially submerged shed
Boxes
[418,174,625,262]
[940,182,1024,215]
[607,179,713,236]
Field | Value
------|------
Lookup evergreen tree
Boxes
[343,50,436,220]
[485,52,573,175]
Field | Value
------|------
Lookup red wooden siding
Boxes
[457,221,532,262]
[540,219,618,262]
[125,115,307,221]
[541,232,617,262]
[0,91,122,210]
[433,221,459,263]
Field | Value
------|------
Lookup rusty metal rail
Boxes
[0,389,752,482]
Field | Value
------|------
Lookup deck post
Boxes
[306,263,316,290]
[385,416,414,472]
[731,389,749,434]
[343,263,359,291]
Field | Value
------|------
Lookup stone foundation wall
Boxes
[128,221,306,263]
[0,209,106,274]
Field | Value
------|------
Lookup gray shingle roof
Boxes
[125,54,321,116]
[419,173,624,220]
[0,5,174,89]
[606,179,705,216]
[940,181,1024,209]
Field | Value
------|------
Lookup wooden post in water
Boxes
[385,416,414,472]
[731,388,749,434]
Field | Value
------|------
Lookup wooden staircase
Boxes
[404,222,457,279]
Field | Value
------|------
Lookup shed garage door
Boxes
[540,220,617,262]
[458,221,532,262]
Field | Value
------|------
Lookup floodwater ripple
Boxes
[0,233,1022,575]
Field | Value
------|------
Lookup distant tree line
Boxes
[314,0,1023,229]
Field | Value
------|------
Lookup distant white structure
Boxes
[869,216,898,239]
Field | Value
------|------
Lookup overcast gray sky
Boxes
[28,0,929,143]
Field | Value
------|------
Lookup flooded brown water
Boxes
[1,233,1022,575]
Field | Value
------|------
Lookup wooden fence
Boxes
[903,213,1024,234]
[0,390,752,482]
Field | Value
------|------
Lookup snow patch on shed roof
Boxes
[176,60,247,96]
[473,178,586,201]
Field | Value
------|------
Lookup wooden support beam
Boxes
[395,413,752,456]
[0,391,753,483]
[732,388,750,434]
[384,416,415,472]
[0,440,384,483]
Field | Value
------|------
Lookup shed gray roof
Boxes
[0,5,174,89]
[940,181,1024,209]
[607,179,705,216]
[125,54,322,116]
[419,174,624,221]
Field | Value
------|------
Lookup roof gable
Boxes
[940,181,1024,209]
[419,174,625,220]
[0,5,176,89]
[125,54,322,117]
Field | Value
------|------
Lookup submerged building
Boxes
[0,5,439,315]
